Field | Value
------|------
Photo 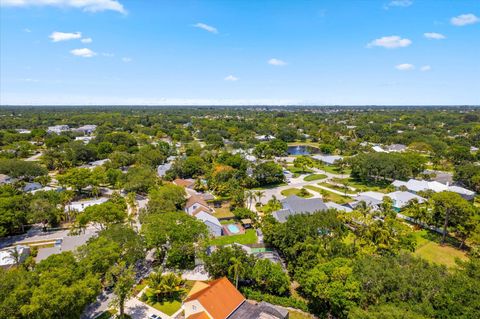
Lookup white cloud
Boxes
[451,13,479,26]
[193,23,218,34]
[268,58,287,66]
[20,78,39,82]
[101,52,114,57]
[1,0,126,14]
[81,37,92,43]
[385,0,413,9]
[424,32,445,40]
[395,63,415,71]
[49,31,82,42]
[224,75,238,81]
[70,48,96,58]
[420,65,431,72]
[23,28,31,32]
[122,57,132,63]
[367,36,412,49]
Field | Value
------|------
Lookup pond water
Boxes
[287,145,320,155]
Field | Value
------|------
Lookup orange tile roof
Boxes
[187,312,210,319]
[185,278,245,319]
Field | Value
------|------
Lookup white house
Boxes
[73,125,97,135]
[185,195,212,215]
[392,179,475,199]
[0,245,30,269]
[47,125,70,134]
[312,154,343,165]
[194,210,223,237]
[65,197,108,212]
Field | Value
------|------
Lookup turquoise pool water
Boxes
[227,224,240,234]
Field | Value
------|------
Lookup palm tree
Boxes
[245,190,255,209]
[228,257,243,288]
[147,272,185,302]
[8,247,22,267]
[254,190,265,206]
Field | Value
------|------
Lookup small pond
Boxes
[287,145,320,155]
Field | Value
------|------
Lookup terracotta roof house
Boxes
[183,277,288,319]
[174,178,196,189]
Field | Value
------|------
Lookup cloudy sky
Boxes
[0,0,479,105]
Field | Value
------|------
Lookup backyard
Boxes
[281,188,313,198]
[413,229,468,268]
[210,229,258,246]
[304,185,351,204]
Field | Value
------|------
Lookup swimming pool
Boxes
[227,224,240,234]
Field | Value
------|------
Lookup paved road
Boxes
[0,226,70,249]
[254,168,352,206]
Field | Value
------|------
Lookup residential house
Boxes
[157,162,172,177]
[0,245,30,269]
[272,195,328,223]
[174,178,196,189]
[325,201,352,212]
[194,210,223,237]
[312,154,343,165]
[185,195,222,236]
[392,179,475,200]
[183,277,288,319]
[65,197,108,213]
[75,136,94,144]
[73,125,97,135]
[186,195,212,215]
[349,191,425,211]
[23,182,42,192]
[0,174,13,185]
[47,125,70,134]
[15,129,31,134]
[386,144,407,152]
[255,134,275,141]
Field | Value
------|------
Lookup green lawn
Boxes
[304,185,351,204]
[317,182,356,195]
[281,188,313,198]
[413,230,468,268]
[289,311,314,319]
[210,229,258,246]
[318,165,351,175]
[151,300,182,316]
[330,177,390,193]
[252,183,288,190]
[213,206,235,219]
[303,174,327,181]
[287,165,313,174]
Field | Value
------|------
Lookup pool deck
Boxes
[222,223,245,236]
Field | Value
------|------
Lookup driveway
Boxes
[125,297,173,319]
[253,169,353,205]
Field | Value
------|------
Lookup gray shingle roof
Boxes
[228,301,288,319]
[273,196,328,223]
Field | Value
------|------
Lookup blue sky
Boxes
[0,0,479,105]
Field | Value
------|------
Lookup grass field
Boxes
[413,230,468,268]
[151,300,182,315]
[318,182,356,195]
[210,229,257,246]
[213,206,235,219]
[318,165,351,175]
[287,165,314,174]
[281,188,313,198]
[304,185,351,204]
[289,311,314,319]
[303,174,327,181]
[330,177,390,193]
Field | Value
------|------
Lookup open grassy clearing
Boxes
[303,174,327,181]
[304,185,351,204]
[330,177,390,193]
[413,230,468,268]
[281,188,313,198]
[317,182,356,195]
[210,229,257,246]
